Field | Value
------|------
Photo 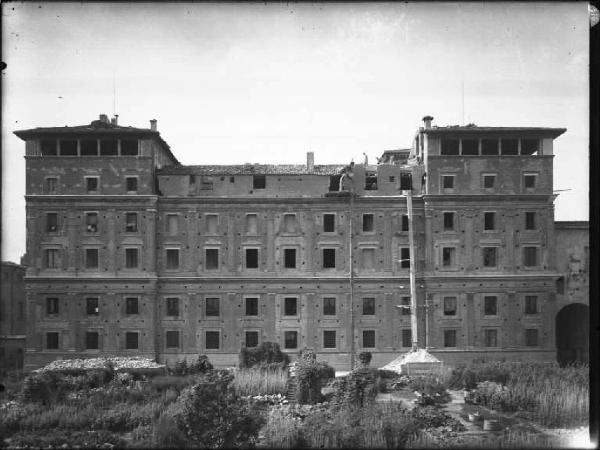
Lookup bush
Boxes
[409,406,466,432]
[21,372,69,404]
[295,360,323,405]
[358,351,372,367]
[152,414,188,448]
[239,342,290,368]
[150,375,197,393]
[6,429,125,448]
[409,375,450,404]
[189,354,213,374]
[330,368,379,408]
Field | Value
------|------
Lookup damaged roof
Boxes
[423,126,566,138]
[158,164,346,176]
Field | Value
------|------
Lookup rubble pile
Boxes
[34,356,166,373]
[381,349,442,374]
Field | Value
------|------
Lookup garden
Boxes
[0,346,590,449]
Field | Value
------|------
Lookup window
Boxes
[45,249,59,268]
[206,298,220,316]
[524,174,537,189]
[125,248,139,269]
[166,298,179,317]
[245,249,259,269]
[362,297,375,315]
[441,139,459,155]
[230,176,235,183]
[323,214,335,232]
[60,141,78,156]
[523,247,538,267]
[166,214,178,235]
[444,329,457,347]
[401,214,409,232]
[525,296,538,314]
[121,139,138,156]
[484,212,495,230]
[484,329,498,347]
[442,175,455,189]
[284,297,297,316]
[389,176,396,183]
[253,175,266,189]
[45,213,58,232]
[85,249,99,269]
[362,248,375,269]
[521,139,540,155]
[126,297,139,315]
[323,330,336,349]
[125,177,138,192]
[362,214,374,232]
[461,139,478,155]
[86,177,99,193]
[443,212,454,231]
[400,173,412,190]
[441,247,455,267]
[245,297,259,316]
[245,214,258,234]
[323,297,336,315]
[86,332,99,350]
[245,331,259,348]
[125,332,139,350]
[100,140,118,156]
[205,249,219,270]
[323,249,336,268]
[166,249,180,270]
[85,212,98,232]
[46,177,58,193]
[481,139,499,155]
[484,296,497,316]
[525,212,536,230]
[206,214,218,234]
[283,214,297,233]
[81,139,97,156]
[46,332,59,349]
[362,330,375,348]
[400,296,411,315]
[41,139,57,156]
[401,329,412,348]
[365,175,377,190]
[482,247,497,267]
[86,297,99,316]
[400,248,410,269]
[166,331,180,349]
[501,138,518,155]
[200,175,213,190]
[284,331,298,349]
[483,175,496,189]
[443,296,457,316]
[46,297,59,315]
[205,331,220,349]
[525,329,538,347]
[126,213,138,232]
[284,249,296,269]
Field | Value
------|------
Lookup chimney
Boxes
[422,115,434,129]
[150,119,157,131]
[112,114,119,126]
[99,114,109,124]
[110,117,116,126]
[306,151,314,171]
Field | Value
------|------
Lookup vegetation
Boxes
[239,342,290,368]
[233,365,288,396]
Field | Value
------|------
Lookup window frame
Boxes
[401,329,412,348]
[45,176,59,194]
[441,246,456,268]
[85,176,100,194]
[323,297,336,316]
[482,173,497,189]
[362,213,375,233]
[45,248,60,269]
[165,330,180,349]
[523,173,538,190]
[441,174,455,190]
[253,174,266,190]
[205,330,220,350]
[362,297,376,316]
[283,248,297,269]
[484,329,499,348]
[46,297,59,316]
[125,176,138,193]
[125,212,138,232]
[322,248,336,269]
[46,331,60,350]
[85,331,100,350]
[443,212,455,231]
[244,330,260,348]
[245,247,260,269]
[124,247,140,269]
[322,330,337,349]
[46,212,59,233]
[523,246,539,268]
[525,328,539,347]
[443,329,457,348]
[86,297,99,316]
[245,297,259,316]
[362,330,376,349]
[125,331,139,350]
[166,297,180,317]
[84,248,99,270]
[205,297,220,317]
[125,297,140,315]
[283,297,298,316]
[443,296,457,316]
[323,213,336,233]
[284,330,298,349]
[524,295,538,315]
[205,247,220,271]
[483,295,498,316]
[165,248,180,270]
[525,212,537,230]
[482,246,498,268]
[483,212,496,231]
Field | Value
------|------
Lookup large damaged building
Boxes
[15,114,588,370]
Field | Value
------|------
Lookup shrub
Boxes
[410,406,465,432]
[295,360,323,404]
[233,366,288,396]
[21,371,69,404]
[239,342,290,368]
[7,430,125,448]
[189,354,213,374]
[152,414,188,448]
[358,351,372,367]
[172,359,188,376]
[409,375,450,404]
[150,375,197,393]
[330,368,379,408]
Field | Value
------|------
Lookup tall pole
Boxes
[406,190,418,350]
[349,188,355,370]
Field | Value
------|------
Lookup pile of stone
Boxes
[34,356,166,374]
[381,348,442,374]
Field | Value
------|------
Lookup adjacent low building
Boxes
[0,261,26,372]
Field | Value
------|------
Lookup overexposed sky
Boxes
[1,2,589,262]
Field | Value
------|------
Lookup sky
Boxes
[1,2,589,263]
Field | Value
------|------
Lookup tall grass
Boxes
[232,366,288,396]
[408,429,556,449]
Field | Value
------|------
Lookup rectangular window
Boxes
[245,297,259,316]
[523,247,538,267]
[86,177,99,193]
[86,332,99,350]
[484,212,495,230]
[400,296,411,315]
[362,248,375,269]
[323,249,336,268]
[323,297,336,315]
[401,329,412,348]
[365,175,378,190]
[521,139,540,155]
[525,296,538,314]
[253,175,266,189]
[166,331,180,349]
[481,139,499,155]
[245,331,259,348]
[46,177,58,193]
[245,248,259,269]
[126,297,139,315]
[45,249,59,268]
[284,297,297,316]
[86,297,99,316]
[524,174,537,189]
[46,297,59,315]
[323,330,336,349]
[362,330,376,348]
[166,298,179,317]
[80,139,97,156]
[283,214,297,233]
[484,296,498,316]
[284,331,298,349]
[166,214,178,235]
[199,176,213,190]
[284,248,296,269]
[484,329,498,347]
[443,212,454,231]
[166,249,180,270]
[125,332,139,350]
[362,214,374,232]
[126,213,138,232]
[400,173,412,190]
[525,329,539,347]
[121,139,138,156]
[323,214,335,232]
[400,247,410,269]
[525,212,536,230]
[206,298,220,317]
[442,175,455,189]
[206,214,218,234]
[362,297,375,315]
[442,247,455,267]
[401,214,409,232]
[245,214,258,234]
[461,139,478,155]
[125,248,139,269]
[41,139,58,156]
[100,140,118,156]
[59,140,77,156]
[85,249,99,269]
[443,296,457,316]
[444,329,457,348]
[125,177,138,193]
[85,212,98,232]
[205,249,219,270]
[501,139,519,155]
[483,175,496,189]
[205,331,220,349]
[46,332,59,349]
[46,213,58,232]
[441,139,459,155]
[482,247,497,267]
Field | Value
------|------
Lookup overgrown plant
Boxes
[239,342,290,368]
